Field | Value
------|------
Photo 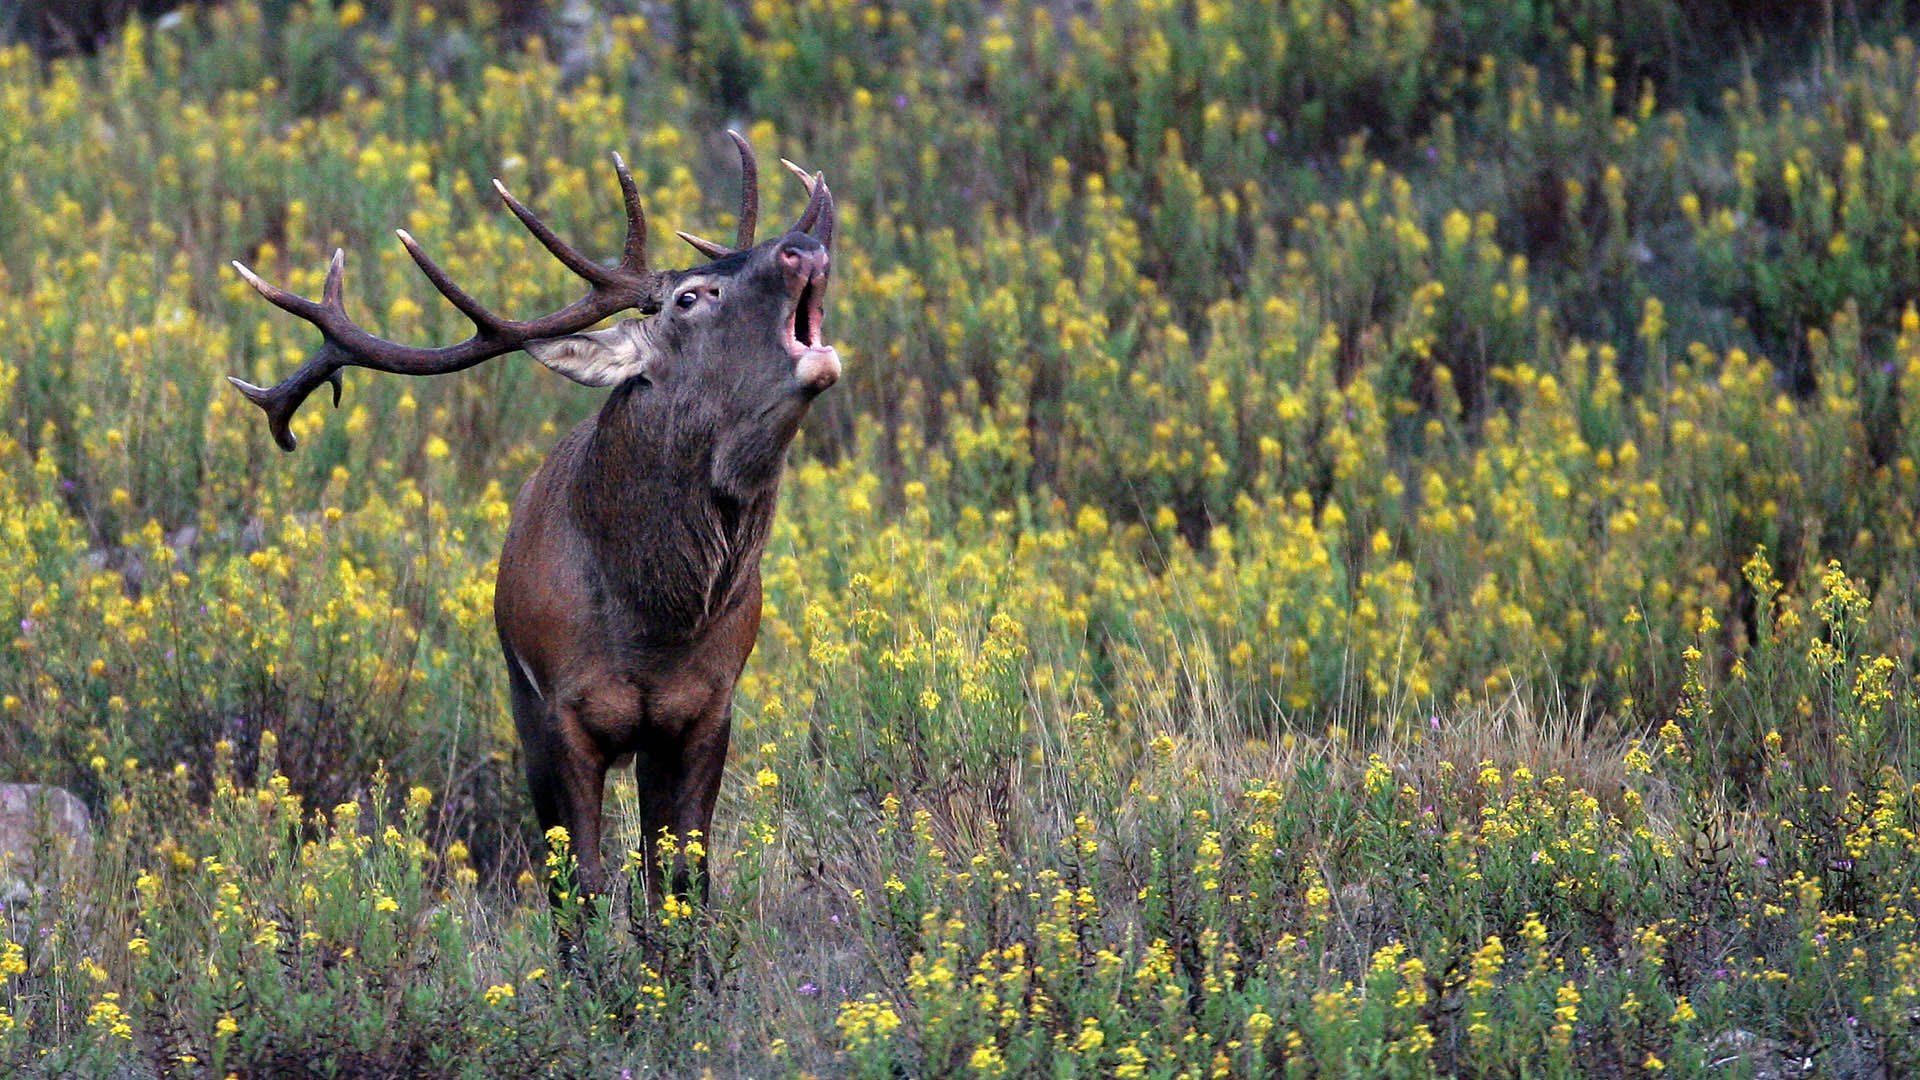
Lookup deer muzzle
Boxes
[779,239,838,392]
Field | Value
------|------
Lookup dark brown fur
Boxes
[495,329,817,902]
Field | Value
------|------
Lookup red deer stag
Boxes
[227,133,837,909]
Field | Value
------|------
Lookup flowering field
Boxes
[4,0,1920,1075]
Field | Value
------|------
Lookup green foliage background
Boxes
[4,0,1920,1076]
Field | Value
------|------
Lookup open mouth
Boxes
[791,277,822,348]
[785,268,839,390]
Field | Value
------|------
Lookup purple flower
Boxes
[1755,856,1769,866]
[1429,715,1441,731]
[1426,146,1439,161]
[60,479,76,492]
[18,619,31,634]
[894,94,908,108]
[1265,130,1279,146]
[799,981,818,995]
[622,1070,633,1079]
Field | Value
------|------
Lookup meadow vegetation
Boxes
[4,0,1920,1075]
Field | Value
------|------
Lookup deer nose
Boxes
[778,241,829,280]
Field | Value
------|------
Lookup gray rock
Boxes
[1705,1029,1816,1079]
[0,784,94,904]
[556,0,611,87]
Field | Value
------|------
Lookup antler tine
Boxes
[778,158,814,193]
[227,341,350,449]
[809,177,835,248]
[395,229,511,335]
[727,129,758,249]
[612,152,647,274]
[322,248,345,307]
[492,178,620,287]
[675,230,734,259]
[315,253,349,406]
[232,259,325,322]
[675,130,765,259]
[232,259,348,421]
[794,173,828,233]
[781,159,835,247]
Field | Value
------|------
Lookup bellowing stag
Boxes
[228,133,837,908]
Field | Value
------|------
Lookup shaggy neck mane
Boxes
[568,379,784,646]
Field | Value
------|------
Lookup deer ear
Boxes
[523,320,657,387]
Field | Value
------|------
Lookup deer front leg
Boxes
[556,724,613,900]
[520,702,612,922]
[634,717,733,907]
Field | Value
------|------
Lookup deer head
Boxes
[523,207,839,398]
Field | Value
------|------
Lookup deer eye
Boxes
[676,290,699,309]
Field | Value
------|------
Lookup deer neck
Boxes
[568,379,790,643]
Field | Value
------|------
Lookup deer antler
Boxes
[674,132,835,258]
[676,130,760,260]
[228,152,666,451]
[780,157,835,248]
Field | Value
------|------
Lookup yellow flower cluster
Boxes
[835,994,903,1049]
